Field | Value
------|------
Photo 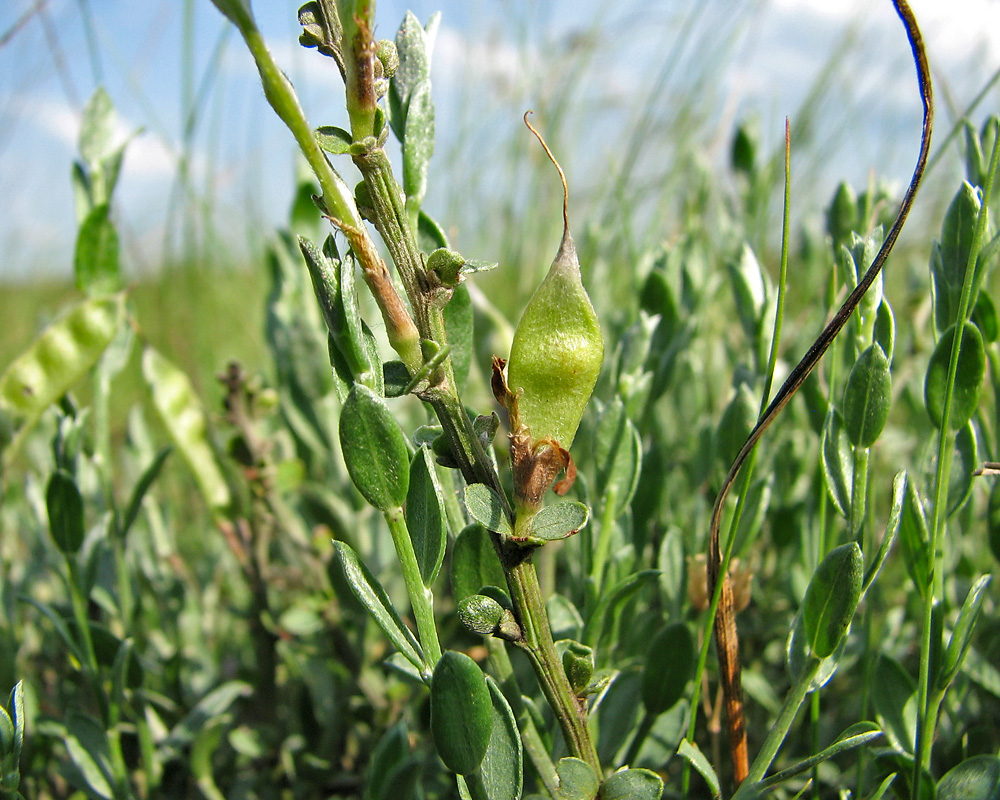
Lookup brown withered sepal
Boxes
[492,356,576,507]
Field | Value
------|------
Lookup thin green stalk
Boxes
[589,485,619,597]
[507,558,601,774]
[487,638,559,796]
[732,658,822,799]
[385,508,442,665]
[914,125,999,799]
[850,447,870,546]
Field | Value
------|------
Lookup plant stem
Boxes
[487,638,560,796]
[507,556,601,774]
[733,657,821,799]
[589,485,618,596]
[385,507,442,665]
[913,121,999,800]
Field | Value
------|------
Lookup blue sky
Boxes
[1,0,998,280]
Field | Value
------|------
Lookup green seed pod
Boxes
[506,115,603,449]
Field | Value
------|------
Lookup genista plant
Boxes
[2,1,1000,799]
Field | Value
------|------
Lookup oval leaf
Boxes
[843,344,892,448]
[451,523,507,602]
[525,502,589,542]
[925,321,986,430]
[46,470,85,555]
[821,410,853,518]
[803,542,863,659]
[599,768,664,800]
[430,651,492,775]
[593,399,642,517]
[478,676,523,800]
[464,483,512,538]
[872,654,918,754]
[642,622,694,715]
[340,384,410,512]
[332,541,426,675]
[405,446,447,586]
[937,755,1000,800]
[555,757,599,800]
[939,574,992,690]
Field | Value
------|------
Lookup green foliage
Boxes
[3,3,1000,799]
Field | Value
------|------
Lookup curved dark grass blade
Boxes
[706,0,933,785]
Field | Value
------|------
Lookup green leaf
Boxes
[677,739,721,799]
[786,609,841,690]
[973,291,999,342]
[524,502,589,542]
[0,707,13,762]
[451,523,506,602]
[592,399,642,517]
[332,541,427,675]
[22,598,86,666]
[315,125,353,154]
[78,88,116,168]
[584,570,659,648]
[366,724,412,800]
[405,447,447,586]
[161,681,252,754]
[599,768,664,800]
[925,321,986,430]
[464,483,512,538]
[390,12,439,139]
[728,243,767,342]
[189,716,229,800]
[340,384,410,512]
[402,81,434,207]
[937,755,1000,800]
[939,575,992,690]
[443,283,473,392]
[716,383,757,470]
[62,713,114,799]
[933,183,982,333]
[942,422,978,517]
[554,757,599,800]
[430,651,492,776]
[760,722,883,791]
[46,470,85,555]
[873,654,917,754]
[143,346,232,513]
[642,622,694,715]
[74,203,120,295]
[875,298,896,362]
[120,445,171,539]
[802,543,863,659]
[899,481,932,596]
[657,528,685,615]
[827,181,859,248]
[478,676,523,800]
[989,481,1000,563]
[863,471,906,597]
[418,209,449,252]
[843,344,892,448]
[821,410,853,518]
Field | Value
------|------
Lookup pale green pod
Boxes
[0,293,125,454]
[507,229,603,449]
